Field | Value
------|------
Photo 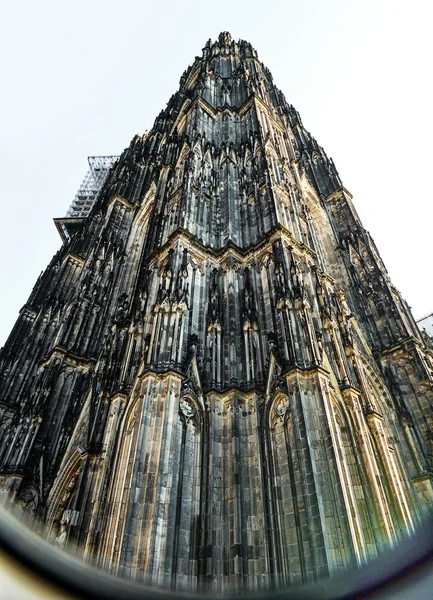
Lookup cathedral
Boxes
[0,32,432,593]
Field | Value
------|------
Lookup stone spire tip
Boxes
[217,31,233,46]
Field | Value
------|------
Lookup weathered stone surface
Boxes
[0,31,432,594]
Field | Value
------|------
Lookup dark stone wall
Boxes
[1,31,432,593]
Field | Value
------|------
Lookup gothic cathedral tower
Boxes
[1,32,432,593]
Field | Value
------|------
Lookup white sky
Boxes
[0,0,432,347]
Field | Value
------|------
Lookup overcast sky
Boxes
[0,0,432,347]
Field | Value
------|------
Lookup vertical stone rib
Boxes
[0,31,431,595]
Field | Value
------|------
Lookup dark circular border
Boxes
[0,507,433,599]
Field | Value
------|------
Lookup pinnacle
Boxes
[201,32,259,63]
[218,31,233,45]
[1,26,431,595]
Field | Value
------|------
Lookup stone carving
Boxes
[115,293,129,322]
[0,31,431,595]
[17,486,38,513]
[179,396,195,421]
[273,395,290,423]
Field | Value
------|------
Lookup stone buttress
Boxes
[1,32,432,593]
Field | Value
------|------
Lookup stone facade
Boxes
[1,32,432,593]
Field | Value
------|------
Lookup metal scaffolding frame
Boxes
[54,155,119,241]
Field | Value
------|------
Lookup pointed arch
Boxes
[176,142,190,167]
[219,147,227,167]
[348,356,417,541]
[173,143,190,189]
[121,182,157,294]
[137,181,156,224]
[253,139,261,157]
[325,386,378,565]
[265,386,320,584]
[244,145,253,168]
[204,147,212,167]
[46,448,85,539]
[192,138,202,161]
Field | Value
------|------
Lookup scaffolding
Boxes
[54,156,119,241]
[417,312,433,338]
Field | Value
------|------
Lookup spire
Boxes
[0,32,432,597]
[218,30,233,46]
